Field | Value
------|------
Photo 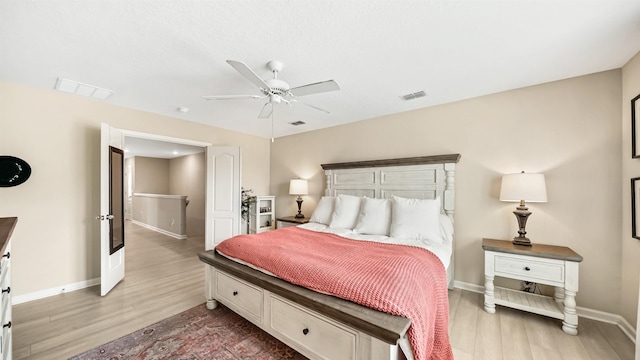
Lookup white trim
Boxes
[131,220,187,240]
[122,129,212,148]
[453,280,636,344]
[454,280,484,294]
[13,277,100,305]
[133,193,187,199]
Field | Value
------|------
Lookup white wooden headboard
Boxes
[321,154,461,289]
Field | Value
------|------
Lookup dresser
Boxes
[0,218,16,360]
[482,238,583,335]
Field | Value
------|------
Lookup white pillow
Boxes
[309,196,335,225]
[354,197,391,236]
[390,196,442,243]
[329,194,362,229]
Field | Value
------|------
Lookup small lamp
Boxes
[500,171,547,246]
[289,179,309,218]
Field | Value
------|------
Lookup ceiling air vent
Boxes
[54,78,114,100]
[289,121,306,126]
[399,90,427,101]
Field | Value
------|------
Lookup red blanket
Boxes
[215,227,453,360]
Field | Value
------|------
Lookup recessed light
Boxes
[177,107,189,113]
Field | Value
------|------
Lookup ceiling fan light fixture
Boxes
[265,78,289,94]
[202,59,340,119]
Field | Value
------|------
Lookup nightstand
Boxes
[482,238,583,335]
[276,216,310,228]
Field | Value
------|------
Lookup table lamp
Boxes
[289,179,308,218]
[499,171,547,246]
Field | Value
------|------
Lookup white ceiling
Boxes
[2,1,640,140]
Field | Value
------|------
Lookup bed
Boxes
[198,154,460,360]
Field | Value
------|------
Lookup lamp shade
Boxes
[499,172,547,203]
[289,179,309,195]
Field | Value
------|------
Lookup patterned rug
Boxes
[69,303,306,360]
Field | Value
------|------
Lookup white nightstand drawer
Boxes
[494,255,564,284]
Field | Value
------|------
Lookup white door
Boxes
[205,146,241,250]
[99,123,125,296]
[204,146,241,309]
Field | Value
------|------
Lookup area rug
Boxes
[69,303,306,360]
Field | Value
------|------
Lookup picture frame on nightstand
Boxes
[632,93,640,158]
[632,177,640,240]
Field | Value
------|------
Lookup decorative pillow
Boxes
[390,196,442,243]
[354,197,392,236]
[309,196,335,225]
[329,194,362,229]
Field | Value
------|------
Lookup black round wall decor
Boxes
[0,156,32,187]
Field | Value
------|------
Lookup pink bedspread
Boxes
[215,226,453,360]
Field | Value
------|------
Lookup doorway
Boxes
[101,126,241,297]
[124,136,207,239]
[121,131,210,281]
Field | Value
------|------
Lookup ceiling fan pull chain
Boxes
[271,110,275,143]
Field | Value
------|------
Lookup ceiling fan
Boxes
[202,60,340,119]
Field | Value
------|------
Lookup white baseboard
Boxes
[453,280,636,344]
[131,220,187,240]
[12,277,100,305]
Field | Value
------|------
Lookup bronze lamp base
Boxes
[512,200,533,246]
[295,197,304,218]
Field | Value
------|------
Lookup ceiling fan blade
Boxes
[293,99,330,114]
[258,102,273,119]
[289,80,340,97]
[201,95,262,100]
[226,60,270,90]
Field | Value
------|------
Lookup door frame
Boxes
[109,128,212,284]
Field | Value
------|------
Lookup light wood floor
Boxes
[12,222,635,360]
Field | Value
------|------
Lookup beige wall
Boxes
[271,70,623,315]
[132,194,187,236]
[622,51,640,327]
[0,81,271,297]
[134,157,170,194]
[130,154,206,236]
[170,153,206,236]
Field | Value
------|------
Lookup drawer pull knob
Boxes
[232,291,238,296]
[2,252,9,259]
[3,322,10,329]
[524,266,531,271]
[302,328,309,335]
[1,287,9,294]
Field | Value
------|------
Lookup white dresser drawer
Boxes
[494,254,564,284]
[0,248,9,282]
[1,323,9,360]
[269,295,357,360]
[215,272,263,323]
